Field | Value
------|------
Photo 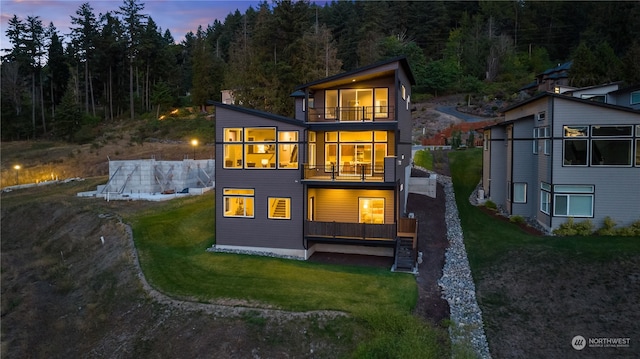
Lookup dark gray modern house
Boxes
[482,84,640,232]
[214,57,418,266]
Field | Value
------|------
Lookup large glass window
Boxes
[553,185,594,217]
[374,88,388,118]
[563,126,588,166]
[564,140,588,165]
[268,197,291,219]
[278,131,298,169]
[591,126,632,166]
[223,128,244,168]
[224,127,299,169]
[326,90,338,119]
[308,131,316,169]
[223,144,243,168]
[591,139,632,166]
[359,198,384,224]
[631,91,640,105]
[325,144,337,170]
[223,189,254,218]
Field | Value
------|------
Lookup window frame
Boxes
[552,185,594,218]
[223,188,255,218]
[358,197,385,224]
[513,182,527,204]
[540,182,551,215]
[267,197,291,220]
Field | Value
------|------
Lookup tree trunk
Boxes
[32,73,36,139]
[130,62,134,121]
[85,60,89,113]
[40,71,46,134]
[89,69,96,117]
[109,66,114,121]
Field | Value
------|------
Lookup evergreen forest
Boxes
[2,0,640,142]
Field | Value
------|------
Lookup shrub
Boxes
[595,216,617,236]
[616,220,640,236]
[553,217,594,236]
[509,215,525,224]
[484,200,497,211]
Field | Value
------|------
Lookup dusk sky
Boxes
[0,0,280,51]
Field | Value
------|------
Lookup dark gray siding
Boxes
[215,107,305,250]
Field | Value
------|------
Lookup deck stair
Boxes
[394,237,415,271]
[392,217,418,273]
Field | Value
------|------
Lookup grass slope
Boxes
[449,149,640,358]
[128,192,448,358]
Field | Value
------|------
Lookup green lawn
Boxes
[129,193,416,313]
[448,148,640,273]
[128,193,447,358]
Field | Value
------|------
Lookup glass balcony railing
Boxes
[303,163,385,182]
[308,106,394,122]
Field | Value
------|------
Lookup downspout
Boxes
[548,97,554,229]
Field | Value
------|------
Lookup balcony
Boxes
[308,106,395,123]
[303,157,396,183]
[305,221,397,241]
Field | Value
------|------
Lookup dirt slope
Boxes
[0,183,360,358]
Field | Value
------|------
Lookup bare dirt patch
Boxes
[0,184,361,358]
[476,251,640,358]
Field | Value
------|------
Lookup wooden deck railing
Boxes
[305,221,397,240]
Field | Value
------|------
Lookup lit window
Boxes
[308,143,316,169]
[244,127,276,169]
[278,144,298,169]
[553,185,594,217]
[223,188,254,218]
[224,128,243,142]
[513,183,527,203]
[268,198,291,219]
[374,88,388,118]
[374,131,387,142]
[325,143,337,170]
[325,90,338,119]
[401,84,406,100]
[359,198,384,224]
[223,144,243,168]
[278,131,298,142]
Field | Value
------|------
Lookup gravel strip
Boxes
[429,171,491,359]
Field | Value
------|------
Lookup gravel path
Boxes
[431,172,492,359]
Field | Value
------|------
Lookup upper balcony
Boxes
[307,106,395,123]
[302,157,397,183]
